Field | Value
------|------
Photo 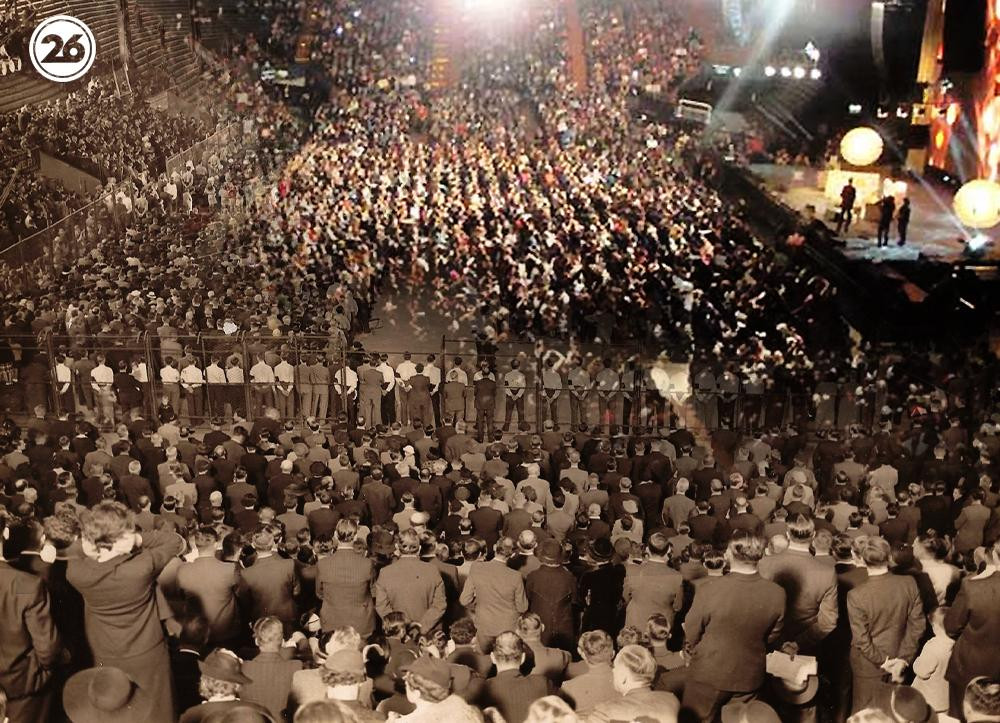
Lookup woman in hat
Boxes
[178,648,273,722]
[63,666,153,723]
[66,501,185,723]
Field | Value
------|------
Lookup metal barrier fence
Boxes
[3,330,974,436]
[165,122,242,177]
[0,190,123,287]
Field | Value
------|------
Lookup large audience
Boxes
[1,0,1000,722]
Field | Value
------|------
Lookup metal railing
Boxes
[2,330,982,436]
[164,121,242,176]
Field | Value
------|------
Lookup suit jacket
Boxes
[585,687,680,723]
[847,573,925,679]
[361,481,395,526]
[374,556,446,632]
[175,556,242,643]
[120,474,156,510]
[524,638,570,682]
[240,650,303,721]
[317,547,376,637]
[757,548,838,652]
[558,661,618,715]
[623,560,684,629]
[238,554,300,623]
[307,507,340,539]
[945,572,1000,688]
[460,559,529,637]
[68,529,185,661]
[684,572,785,692]
[955,503,990,553]
[481,669,552,723]
[580,563,626,635]
[469,506,503,547]
[0,561,61,699]
[525,564,576,648]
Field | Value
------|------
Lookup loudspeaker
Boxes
[943,0,987,73]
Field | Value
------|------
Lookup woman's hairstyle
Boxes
[293,700,360,723]
[198,675,240,701]
[383,612,422,642]
[403,671,449,703]
[524,695,580,723]
[79,501,134,550]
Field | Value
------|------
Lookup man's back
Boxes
[239,555,298,623]
[460,559,528,637]
[586,687,680,723]
[481,669,552,723]
[240,651,302,721]
[375,556,446,631]
[623,560,683,629]
[316,548,375,636]
[175,556,241,643]
[847,573,924,678]
[0,561,60,701]
[757,548,837,651]
[684,573,785,693]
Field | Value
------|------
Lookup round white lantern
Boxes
[954,179,1000,229]
[840,127,884,166]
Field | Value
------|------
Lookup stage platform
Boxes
[750,164,1000,264]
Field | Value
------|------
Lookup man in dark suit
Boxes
[316,519,376,638]
[847,535,925,713]
[525,539,577,651]
[623,532,683,630]
[237,528,300,626]
[682,532,786,722]
[0,519,62,722]
[361,468,396,526]
[481,631,552,723]
[945,539,1000,718]
[469,498,503,550]
[757,514,838,654]
[407,365,433,432]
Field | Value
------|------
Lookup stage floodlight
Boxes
[764,65,776,77]
[793,66,805,79]
[810,68,821,80]
[780,67,792,77]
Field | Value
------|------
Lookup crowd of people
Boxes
[1,0,1000,721]
[4,387,1000,723]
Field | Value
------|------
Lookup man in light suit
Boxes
[623,532,684,630]
[586,645,681,723]
[316,519,376,638]
[682,532,786,722]
[847,535,925,713]
[0,518,62,723]
[374,528,446,632]
[945,538,1000,718]
[460,537,529,652]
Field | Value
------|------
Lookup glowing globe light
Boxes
[840,127,884,166]
[953,179,1000,229]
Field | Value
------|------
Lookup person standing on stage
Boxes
[897,197,911,246]
[877,194,896,248]
[836,179,857,235]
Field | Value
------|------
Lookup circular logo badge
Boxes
[29,15,96,83]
